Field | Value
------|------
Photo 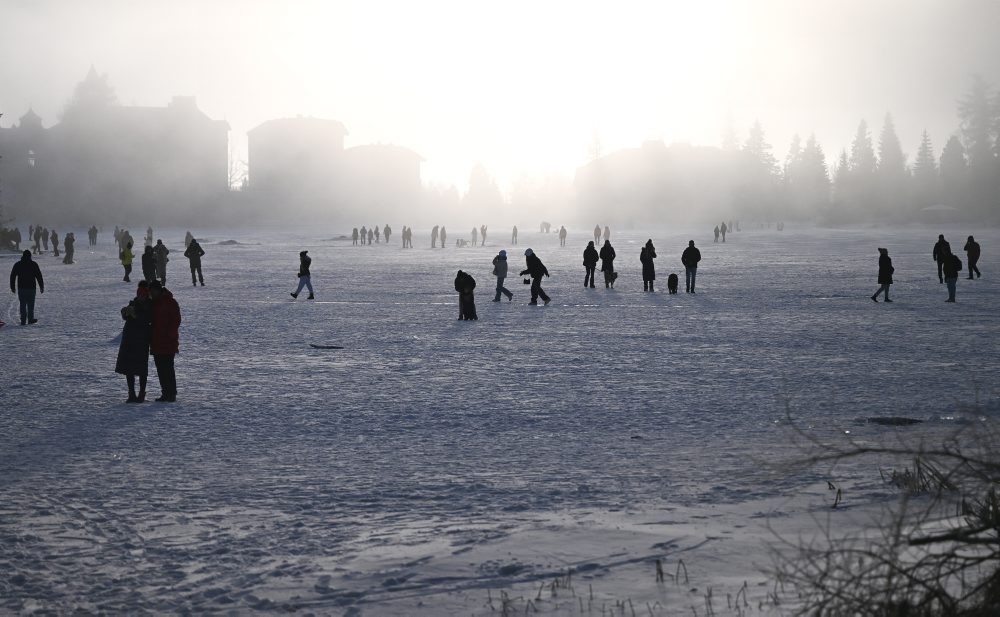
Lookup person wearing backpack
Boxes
[492,250,513,302]
[943,252,962,302]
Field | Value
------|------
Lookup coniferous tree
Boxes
[740,120,780,220]
[912,130,939,208]
[847,120,878,217]
[958,75,999,218]
[784,133,802,184]
[832,149,850,204]
[743,120,780,178]
[939,135,968,208]
[800,133,830,211]
[876,113,908,216]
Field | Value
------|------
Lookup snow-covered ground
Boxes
[2,224,998,615]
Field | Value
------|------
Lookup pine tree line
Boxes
[735,76,1000,224]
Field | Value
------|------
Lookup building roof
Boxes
[248,117,348,137]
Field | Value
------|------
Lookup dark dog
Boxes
[667,272,679,294]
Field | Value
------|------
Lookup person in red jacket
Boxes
[148,280,181,402]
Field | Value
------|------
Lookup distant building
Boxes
[0,68,229,223]
[246,116,423,220]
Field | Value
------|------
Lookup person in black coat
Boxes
[871,248,894,303]
[932,234,951,284]
[943,252,962,302]
[583,241,598,288]
[681,240,701,293]
[184,239,206,286]
[454,270,478,320]
[9,250,44,325]
[599,240,617,288]
[141,245,156,283]
[519,248,550,305]
[116,281,153,402]
[291,250,314,299]
[964,235,981,280]
[641,239,657,291]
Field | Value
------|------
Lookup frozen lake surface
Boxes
[2,224,998,614]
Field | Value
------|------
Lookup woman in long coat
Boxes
[871,247,894,303]
[116,281,153,402]
[640,239,657,291]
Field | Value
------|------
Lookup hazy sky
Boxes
[2,0,998,191]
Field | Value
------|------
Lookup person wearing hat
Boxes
[9,249,44,325]
[871,248,894,303]
[291,250,314,299]
[492,249,513,302]
[681,240,701,293]
[519,248,550,305]
[148,280,181,402]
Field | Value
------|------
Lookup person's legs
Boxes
[685,267,693,292]
[18,289,28,324]
[689,267,697,292]
[494,278,503,301]
[191,266,198,285]
[304,277,314,297]
[126,374,137,402]
[154,354,176,401]
[530,278,540,303]
[946,278,957,301]
[937,260,944,283]
[19,288,35,323]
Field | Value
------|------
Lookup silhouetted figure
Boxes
[10,250,44,325]
[121,241,134,282]
[714,226,720,243]
[871,248,894,303]
[454,270,478,320]
[520,248,550,305]
[13,227,21,251]
[471,226,478,247]
[932,234,951,284]
[141,245,156,283]
[440,226,447,247]
[720,221,727,242]
[367,228,374,245]
[512,225,518,245]
[62,232,75,264]
[667,273,678,294]
[558,225,567,247]
[402,226,411,248]
[384,225,391,245]
[480,225,487,246]
[583,241,598,288]
[431,225,439,248]
[89,225,98,246]
[681,240,701,293]
[593,225,601,244]
[145,226,153,248]
[184,238,206,286]
[41,227,49,251]
[492,250,513,302]
[641,239,656,291]
[33,226,42,254]
[51,230,60,257]
[290,250,314,299]
[116,281,152,403]
[352,228,359,245]
[943,252,962,302]
[964,235,981,279]
[184,231,194,248]
[603,226,611,243]
[599,240,617,288]
[374,225,380,243]
[148,280,181,402]
[360,225,368,245]
[113,225,120,248]
[153,239,169,283]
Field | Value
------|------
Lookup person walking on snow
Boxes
[352,228,359,245]
[374,225,380,243]
[964,235,981,279]
[121,241,134,282]
[290,250,314,299]
[593,225,601,245]
[583,241,599,288]
[384,224,392,245]
[519,248,551,305]
[943,251,962,302]
[153,239,169,283]
[603,226,611,243]
[471,226,478,247]
[599,240,617,288]
[431,225,439,248]
[512,225,518,245]
[871,248,894,303]
[480,225,487,246]
[51,229,60,257]
[116,280,152,403]
[360,225,367,245]
[141,245,156,283]
[559,226,567,247]
[62,232,75,264]
[641,239,657,291]
[681,240,701,293]
[10,250,44,325]
[184,238,206,286]
[367,228,374,245]
[492,249,513,301]
[933,234,951,284]
[440,226,447,247]
[714,225,720,243]
[149,280,181,402]
[720,221,727,242]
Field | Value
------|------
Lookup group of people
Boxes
[352,225,393,246]
[114,279,181,403]
[119,234,206,287]
[872,234,983,303]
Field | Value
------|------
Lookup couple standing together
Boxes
[115,280,181,402]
